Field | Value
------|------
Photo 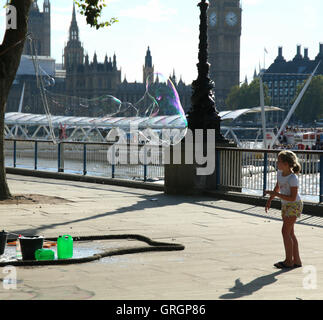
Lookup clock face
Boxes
[209,12,217,27]
[225,12,238,26]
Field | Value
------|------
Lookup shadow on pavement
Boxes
[6,193,214,238]
[193,201,323,229]
[219,268,293,299]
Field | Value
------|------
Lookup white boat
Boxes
[265,129,323,149]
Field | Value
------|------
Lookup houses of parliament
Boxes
[7,1,192,116]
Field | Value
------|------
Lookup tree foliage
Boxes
[74,0,118,29]
[294,75,323,124]
[225,78,271,110]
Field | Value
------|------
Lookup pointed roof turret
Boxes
[104,54,109,71]
[72,2,77,23]
[64,3,85,70]
[31,0,39,11]
[253,68,258,79]
[93,52,98,64]
[69,3,79,41]
[145,46,153,68]
[43,0,50,13]
[178,75,185,87]
[170,69,177,85]
[113,52,117,70]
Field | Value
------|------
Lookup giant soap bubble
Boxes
[44,72,187,145]
[127,72,188,146]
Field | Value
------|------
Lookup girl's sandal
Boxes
[274,261,294,269]
[293,264,302,268]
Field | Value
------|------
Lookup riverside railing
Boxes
[216,147,323,203]
[4,139,323,203]
[5,139,164,183]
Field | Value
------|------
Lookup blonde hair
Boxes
[278,150,301,174]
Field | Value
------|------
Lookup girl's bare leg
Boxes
[281,216,296,267]
[291,224,302,266]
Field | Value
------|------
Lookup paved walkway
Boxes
[0,174,323,300]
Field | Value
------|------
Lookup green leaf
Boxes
[74,0,118,29]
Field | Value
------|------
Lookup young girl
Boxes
[265,150,303,269]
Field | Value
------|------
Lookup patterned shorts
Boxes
[281,201,303,219]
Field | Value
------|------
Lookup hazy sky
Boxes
[2,0,323,84]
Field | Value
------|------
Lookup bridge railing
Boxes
[4,139,323,203]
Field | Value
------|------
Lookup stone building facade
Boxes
[7,2,192,117]
[263,44,323,124]
[23,0,51,56]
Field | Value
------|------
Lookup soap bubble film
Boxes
[44,72,187,145]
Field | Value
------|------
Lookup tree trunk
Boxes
[0,0,32,200]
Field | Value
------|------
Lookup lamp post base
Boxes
[164,137,236,195]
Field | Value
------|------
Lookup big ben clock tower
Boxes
[208,0,242,109]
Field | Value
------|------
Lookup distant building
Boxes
[263,44,323,124]
[63,4,121,102]
[23,0,51,56]
[7,2,192,117]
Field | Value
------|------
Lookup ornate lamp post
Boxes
[187,0,226,142]
[164,0,235,195]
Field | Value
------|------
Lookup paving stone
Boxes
[0,173,322,300]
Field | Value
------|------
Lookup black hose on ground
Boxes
[0,234,185,267]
